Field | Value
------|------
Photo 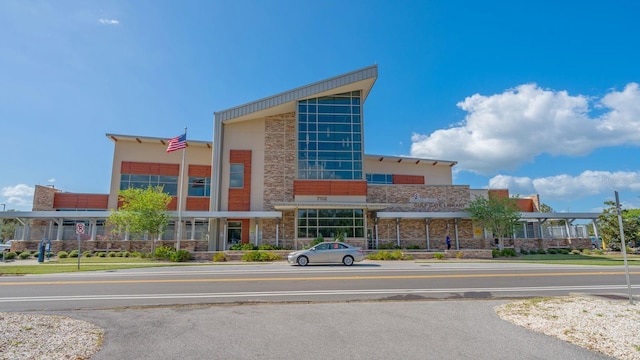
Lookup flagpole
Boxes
[176,126,187,250]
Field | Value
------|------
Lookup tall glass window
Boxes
[120,174,178,195]
[297,209,364,238]
[229,164,244,188]
[298,91,363,180]
[188,177,211,196]
[366,173,393,184]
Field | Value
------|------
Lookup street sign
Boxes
[76,223,85,235]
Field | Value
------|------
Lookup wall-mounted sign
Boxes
[409,193,438,203]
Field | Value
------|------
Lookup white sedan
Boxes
[287,241,365,266]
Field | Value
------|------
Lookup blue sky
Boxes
[1,0,639,214]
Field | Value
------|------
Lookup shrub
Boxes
[559,248,570,254]
[434,252,445,260]
[366,250,408,260]
[520,249,529,255]
[3,252,17,260]
[309,235,324,247]
[115,251,124,257]
[582,249,591,255]
[405,245,421,250]
[229,243,257,251]
[96,252,106,257]
[500,248,517,257]
[107,251,117,257]
[241,251,281,262]
[491,249,500,258]
[379,242,400,250]
[213,252,228,262]
[170,249,192,262]
[131,251,142,258]
[57,251,69,258]
[594,249,604,255]
[548,248,557,254]
[82,251,93,258]
[122,251,131,258]
[69,250,79,258]
[18,251,31,259]
[154,246,175,260]
[537,249,547,255]
[571,249,581,255]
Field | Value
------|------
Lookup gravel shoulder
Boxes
[1,294,639,360]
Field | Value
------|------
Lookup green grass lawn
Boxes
[2,252,640,275]
[510,253,640,266]
[0,257,209,275]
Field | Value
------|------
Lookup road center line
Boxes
[1,271,638,286]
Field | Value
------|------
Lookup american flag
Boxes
[166,133,187,153]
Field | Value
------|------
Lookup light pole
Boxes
[0,204,5,212]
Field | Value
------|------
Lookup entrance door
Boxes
[227,221,242,245]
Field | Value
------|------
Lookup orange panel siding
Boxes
[167,197,178,211]
[189,165,211,177]
[228,150,251,211]
[392,174,425,184]
[53,193,109,210]
[516,198,534,212]
[293,180,368,196]
[121,161,180,176]
[488,189,509,199]
[186,197,210,211]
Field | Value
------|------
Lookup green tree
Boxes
[1,214,19,241]
[539,203,553,213]
[597,201,640,250]
[465,194,521,249]
[106,186,172,248]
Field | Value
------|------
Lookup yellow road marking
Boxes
[1,271,638,286]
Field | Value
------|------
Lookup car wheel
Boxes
[297,256,309,266]
[342,256,354,266]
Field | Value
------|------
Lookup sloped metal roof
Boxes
[215,65,378,123]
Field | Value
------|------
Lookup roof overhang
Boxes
[214,65,378,124]
[106,133,212,148]
[0,211,282,220]
[365,154,457,167]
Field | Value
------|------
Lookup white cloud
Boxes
[48,178,55,183]
[1,184,34,211]
[98,18,119,25]
[488,171,640,201]
[410,83,640,175]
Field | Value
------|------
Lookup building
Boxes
[2,65,600,253]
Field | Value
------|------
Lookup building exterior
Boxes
[1,65,600,253]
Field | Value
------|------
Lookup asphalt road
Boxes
[1,261,639,311]
[2,261,632,359]
[57,300,613,360]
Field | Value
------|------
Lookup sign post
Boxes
[76,223,85,270]
[615,191,633,304]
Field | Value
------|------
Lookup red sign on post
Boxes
[76,223,85,235]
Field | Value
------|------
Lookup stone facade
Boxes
[32,185,60,211]
[368,184,470,212]
[263,112,296,209]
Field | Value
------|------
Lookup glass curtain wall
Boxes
[297,91,363,180]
